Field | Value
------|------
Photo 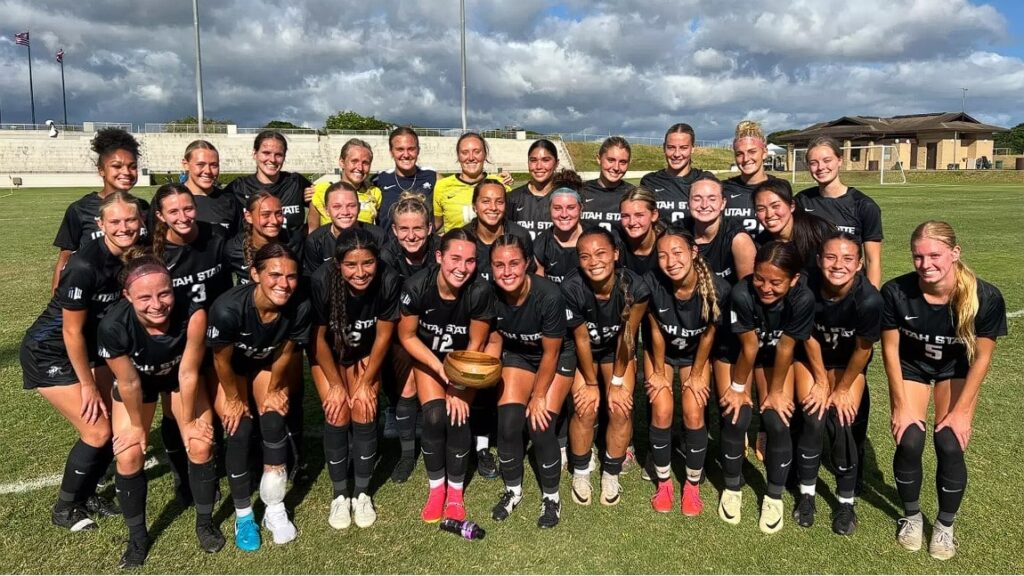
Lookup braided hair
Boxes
[327,227,380,361]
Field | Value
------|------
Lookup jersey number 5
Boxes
[924,343,943,361]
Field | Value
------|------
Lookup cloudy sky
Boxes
[1,0,1022,140]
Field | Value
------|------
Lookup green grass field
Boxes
[0,179,1021,574]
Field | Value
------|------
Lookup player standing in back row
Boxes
[640,123,713,225]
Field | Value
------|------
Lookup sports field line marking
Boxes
[1008,309,1024,319]
[0,456,160,495]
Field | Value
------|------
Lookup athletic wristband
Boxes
[611,375,625,387]
[730,381,746,393]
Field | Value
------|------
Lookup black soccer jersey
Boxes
[693,216,750,285]
[881,272,1007,381]
[224,230,296,285]
[533,229,583,285]
[795,186,883,243]
[643,269,731,366]
[581,179,635,231]
[373,167,437,230]
[461,220,536,283]
[797,273,883,369]
[52,191,151,251]
[192,187,240,234]
[226,172,311,242]
[25,238,127,354]
[639,168,713,225]
[400,264,496,358]
[494,275,569,367]
[310,262,401,365]
[730,275,815,367]
[613,224,659,276]
[303,223,387,278]
[506,185,554,239]
[721,175,788,235]
[562,267,650,362]
[162,221,232,308]
[206,283,311,372]
[97,298,202,391]
[380,234,441,281]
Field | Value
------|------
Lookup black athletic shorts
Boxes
[20,334,80,390]
[113,377,178,404]
[502,348,577,378]
[901,363,964,385]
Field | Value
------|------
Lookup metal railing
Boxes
[236,127,318,135]
[551,132,730,148]
[141,123,230,134]
[0,123,85,132]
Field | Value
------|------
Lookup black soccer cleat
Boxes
[390,454,417,484]
[85,494,121,517]
[118,536,150,570]
[491,489,521,521]
[793,494,816,528]
[476,449,499,480]
[832,503,858,536]
[196,521,226,553]
[52,502,97,532]
[537,497,560,529]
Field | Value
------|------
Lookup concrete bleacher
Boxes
[0,127,575,187]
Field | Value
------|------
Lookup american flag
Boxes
[14,31,29,47]
[56,48,64,63]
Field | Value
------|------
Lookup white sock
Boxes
[838,496,855,505]
[507,484,522,496]
[448,480,464,491]
[544,491,560,504]
[236,506,253,518]
[799,484,816,496]
[685,467,701,484]
[475,436,489,451]
[428,477,445,489]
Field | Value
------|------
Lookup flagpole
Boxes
[60,58,67,126]
[192,0,205,134]
[26,32,36,125]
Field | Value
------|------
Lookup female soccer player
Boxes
[374,127,438,231]
[883,221,1006,560]
[689,177,756,285]
[753,179,834,273]
[207,243,311,550]
[728,241,816,533]
[616,186,664,275]
[304,181,386,276]
[461,180,534,282]
[310,228,400,529]
[507,139,560,238]
[787,232,882,535]
[181,140,239,232]
[534,171,587,285]
[639,123,713,225]
[52,128,147,292]
[796,137,883,288]
[225,130,311,251]
[722,121,787,234]
[309,138,383,229]
[150,183,233,504]
[397,229,496,522]
[98,257,221,567]
[380,193,438,482]
[643,227,729,516]
[487,235,574,528]
[225,192,292,285]
[582,137,635,230]
[562,228,650,506]
[434,133,512,234]
[22,192,144,532]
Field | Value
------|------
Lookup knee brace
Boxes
[528,411,562,494]
[420,399,447,481]
[683,426,708,483]
[718,404,751,490]
[892,423,925,514]
[497,404,527,488]
[260,411,289,467]
[796,410,826,486]
[323,422,350,497]
[934,427,967,524]
[224,416,254,510]
[352,421,378,496]
[761,409,792,498]
[259,466,287,507]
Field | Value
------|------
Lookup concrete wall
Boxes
[0,129,576,187]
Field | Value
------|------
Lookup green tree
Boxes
[324,110,393,132]
[165,115,232,133]
[766,129,799,145]
[167,115,231,125]
[994,123,1024,154]
[265,120,305,130]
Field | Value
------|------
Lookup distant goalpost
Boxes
[790,144,907,185]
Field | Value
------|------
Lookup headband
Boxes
[124,263,169,288]
[549,187,581,202]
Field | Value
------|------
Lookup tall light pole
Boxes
[460,0,467,132]
[961,88,968,114]
[192,0,205,134]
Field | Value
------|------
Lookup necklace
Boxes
[396,169,419,193]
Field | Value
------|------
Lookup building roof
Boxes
[775,112,1007,144]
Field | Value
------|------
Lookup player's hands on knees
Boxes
[828,388,857,426]
[185,418,215,449]
[890,407,924,444]
[323,384,348,426]
[262,387,289,416]
[801,381,830,420]
[220,398,250,436]
[526,395,550,432]
[719,387,748,425]
[572,384,599,416]
[113,424,147,456]
[683,374,710,409]
[644,372,671,403]
[608,385,633,417]
[936,410,973,450]
[350,384,377,423]
[762,392,794,426]
[80,384,109,424]
[445,388,470,426]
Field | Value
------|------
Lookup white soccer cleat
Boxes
[328,495,351,530]
[571,474,592,506]
[897,513,924,552]
[263,503,297,544]
[718,489,743,525]
[759,496,784,534]
[352,493,377,528]
[600,473,622,506]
